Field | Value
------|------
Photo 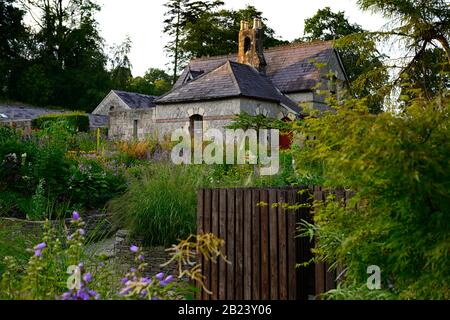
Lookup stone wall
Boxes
[108,109,156,141]
[155,98,242,139]
[109,97,294,142]
[0,214,113,238]
[93,91,130,116]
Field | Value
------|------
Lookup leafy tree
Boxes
[163,2,287,80]
[180,5,287,59]
[302,7,364,41]
[11,0,110,111]
[294,85,450,299]
[356,0,450,102]
[358,0,450,64]
[126,68,172,96]
[110,36,133,91]
[0,0,29,99]
[17,64,54,106]
[299,7,388,114]
[163,0,224,83]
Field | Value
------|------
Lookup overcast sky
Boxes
[95,0,388,76]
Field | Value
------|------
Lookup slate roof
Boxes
[0,103,108,128]
[156,61,300,113]
[174,41,336,93]
[113,90,157,109]
[0,104,64,120]
[89,114,108,128]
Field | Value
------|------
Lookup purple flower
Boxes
[34,249,42,257]
[88,290,100,300]
[160,276,174,287]
[77,289,89,300]
[138,254,144,261]
[72,211,80,220]
[121,277,129,284]
[141,277,152,285]
[34,242,46,250]
[130,245,139,253]
[130,267,137,273]
[61,291,73,300]
[78,229,86,236]
[155,272,164,280]
[140,290,148,297]
[83,273,92,283]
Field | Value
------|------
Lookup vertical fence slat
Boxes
[211,189,219,300]
[252,189,261,300]
[226,189,235,300]
[260,189,270,300]
[203,189,212,300]
[196,189,204,300]
[219,189,227,300]
[235,189,244,300]
[277,189,288,300]
[269,189,279,300]
[287,189,297,300]
[244,189,253,300]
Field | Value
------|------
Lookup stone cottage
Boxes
[101,18,348,141]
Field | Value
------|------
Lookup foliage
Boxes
[294,89,450,299]
[0,220,38,275]
[163,233,228,294]
[108,163,208,246]
[0,212,226,300]
[126,68,172,96]
[67,157,126,209]
[109,36,133,91]
[0,0,29,99]
[163,1,287,79]
[5,0,111,111]
[356,0,450,100]
[0,123,126,219]
[32,112,90,132]
[299,7,388,113]
[302,7,364,41]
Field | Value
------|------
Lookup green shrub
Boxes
[32,112,90,132]
[108,163,207,246]
[295,92,450,299]
[68,157,126,209]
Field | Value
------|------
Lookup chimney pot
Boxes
[253,18,262,29]
[240,20,249,31]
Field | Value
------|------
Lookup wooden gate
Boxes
[196,187,340,300]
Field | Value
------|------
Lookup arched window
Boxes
[244,37,252,53]
[189,114,203,138]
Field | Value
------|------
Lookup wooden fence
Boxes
[196,186,349,300]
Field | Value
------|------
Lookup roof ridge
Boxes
[113,90,157,99]
[264,40,334,52]
[227,61,244,95]
[155,61,234,103]
[189,40,334,63]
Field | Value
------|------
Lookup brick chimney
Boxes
[238,18,267,73]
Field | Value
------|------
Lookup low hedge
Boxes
[32,112,90,132]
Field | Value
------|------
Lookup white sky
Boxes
[95,0,388,76]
